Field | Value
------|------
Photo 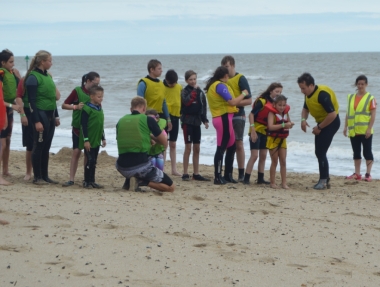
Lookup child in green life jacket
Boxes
[79,86,106,188]
[146,109,167,171]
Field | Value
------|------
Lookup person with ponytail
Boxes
[244,82,283,184]
[205,66,247,185]
[25,50,59,185]
[61,72,100,187]
[0,49,22,181]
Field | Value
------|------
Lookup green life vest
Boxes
[346,92,374,137]
[79,104,104,149]
[72,87,90,128]
[0,68,17,103]
[29,71,56,111]
[117,113,152,154]
[148,118,167,155]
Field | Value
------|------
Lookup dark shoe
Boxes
[214,175,227,185]
[193,174,210,181]
[90,182,104,189]
[33,178,49,185]
[43,177,59,184]
[83,181,93,189]
[182,174,190,181]
[314,181,327,190]
[243,180,250,185]
[238,176,244,183]
[256,179,270,185]
[224,174,238,184]
[326,177,331,189]
[62,181,74,187]
[122,178,130,190]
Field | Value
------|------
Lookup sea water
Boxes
[10,53,380,178]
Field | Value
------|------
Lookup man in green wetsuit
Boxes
[115,97,175,192]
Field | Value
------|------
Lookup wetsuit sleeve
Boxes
[251,99,263,115]
[162,99,169,119]
[81,110,90,140]
[303,100,308,110]
[238,76,252,98]
[147,116,162,137]
[64,89,79,104]
[137,81,146,97]
[200,90,209,123]
[25,75,40,123]
[318,91,335,113]
[102,131,105,141]
[55,109,59,118]
[215,83,233,101]
[181,88,194,106]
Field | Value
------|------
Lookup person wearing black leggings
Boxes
[25,50,60,185]
[298,73,340,190]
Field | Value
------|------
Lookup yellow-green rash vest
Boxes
[148,118,167,156]
[79,104,104,149]
[347,92,374,137]
[206,81,238,117]
[117,113,152,154]
[305,85,339,123]
[72,87,90,129]
[139,78,165,113]
[0,68,17,103]
[29,70,56,111]
[165,83,182,117]
[226,73,243,98]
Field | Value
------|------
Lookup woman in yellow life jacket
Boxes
[343,75,376,182]
[205,66,248,185]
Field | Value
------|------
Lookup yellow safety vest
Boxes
[227,73,243,97]
[165,83,182,117]
[305,85,339,123]
[139,78,165,113]
[347,92,374,137]
[206,81,238,118]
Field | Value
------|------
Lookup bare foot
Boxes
[0,219,9,225]
[0,178,12,185]
[270,183,279,189]
[171,171,182,176]
[24,174,32,181]
[282,184,290,189]
[3,171,11,177]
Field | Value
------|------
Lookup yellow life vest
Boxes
[305,85,339,123]
[206,81,238,118]
[227,73,243,97]
[347,92,374,137]
[139,78,165,113]
[165,83,182,117]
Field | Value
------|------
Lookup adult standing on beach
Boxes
[221,55,252,182]
[343,75,376,182]
[61,72,100,187]
[0,49,22,183]
[298,72,340,190]
[205,66,247,185]
[116,97,175,192]
[137,59,172,132]
[25,50,59,185]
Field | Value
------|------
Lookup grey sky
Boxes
[2,0,380,55]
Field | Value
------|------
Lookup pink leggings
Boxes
[212,113,235,149]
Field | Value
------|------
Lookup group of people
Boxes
[0,50,376,192]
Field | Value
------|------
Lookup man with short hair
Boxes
[116,97,175,192]
[221,55,252,182]
[298,72,340,190]
[137,59,172,131]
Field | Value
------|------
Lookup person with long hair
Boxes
[0,49,22,182]
[61,72,100,187]
[343,75,376,182]
[205,66,247,185]
[25,50,59,185]
[244,82,283,184]
[298,72,340,190]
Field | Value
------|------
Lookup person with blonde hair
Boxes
[25,50,60,185]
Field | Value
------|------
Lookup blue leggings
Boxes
[150,153,164,171]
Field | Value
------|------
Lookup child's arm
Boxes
[81,111,91,151]
[102,130,106,147]
[200,91,209,128]
[267,112,293,131]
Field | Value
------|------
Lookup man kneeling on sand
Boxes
[115,97,175,192]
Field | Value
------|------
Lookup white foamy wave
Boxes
[245,75,273,80]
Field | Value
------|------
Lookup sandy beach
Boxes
[1,148,380,287]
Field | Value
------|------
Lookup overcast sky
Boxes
[2,0,380,56]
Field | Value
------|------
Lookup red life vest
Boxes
[267,104,291,139]
[254,99,273,125]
